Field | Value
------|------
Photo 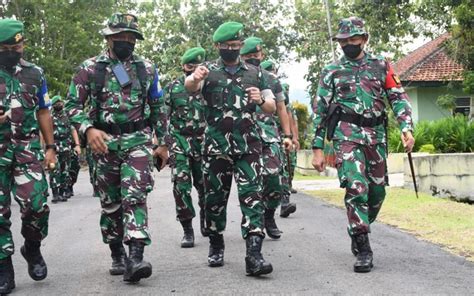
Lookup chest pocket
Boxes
[20,83,39,109]
[334,73,357,102]
[204,79,226,110]
[172,93,190,119]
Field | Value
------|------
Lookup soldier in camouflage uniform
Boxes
[165,47,207,248]
[0,19,57,294]
[185,22,275,276]
[311,17,415,273]
[260,64,297,218]
[240,38,293,240]
[65,13,168,283]
[67,126,81,198]
[49,95,74,203]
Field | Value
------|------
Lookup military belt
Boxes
[339,112,385,127]
[94,119,150,135]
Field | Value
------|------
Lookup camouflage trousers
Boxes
[290,149,297,184]
[203,153,264,239]
[69,151,80,186]
[94,144,154,245]
[279,146,291,203]
[86,147,99,197]
[261,143,282,210]
[49,151,71,190]
[334,141,387,236]
[0,160,50,259]
[171,153,204,222]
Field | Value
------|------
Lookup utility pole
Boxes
[323,0,337,62]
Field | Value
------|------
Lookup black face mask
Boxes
[342,44,363,59]
[0,51,22,69]
[245,58,261,67]
[53,105,63,111]
[184,71,194,77]
[219,48,240,63]
[113,41,135,61]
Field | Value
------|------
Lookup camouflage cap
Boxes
[0,19,24,45]
[181,47,206,65]
[240,37,263,55]
[212,21,244,43]
[51,95,62,105]
[101,13,144,40]
[260,60,276,72]
[333,16,367,40]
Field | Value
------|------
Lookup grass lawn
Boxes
[305,187,474,261]
[293,172,337,181]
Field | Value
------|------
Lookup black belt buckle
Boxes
[110,124,121,135]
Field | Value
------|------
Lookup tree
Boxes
[291,101,310,149]
[1,0,125,95]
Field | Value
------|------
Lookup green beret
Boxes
[181,47,206,65]
[212,21,244,43]
[240,37,263,55]
[0,19,24,45]
[51,95,62,105]
[261,60,275,71]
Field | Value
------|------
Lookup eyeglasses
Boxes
[0,43,24,52]
[218,42,242,50]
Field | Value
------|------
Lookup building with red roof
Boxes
[394,33,471,121]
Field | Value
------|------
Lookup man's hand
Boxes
[283,138,293,151]
[86,128,110,154]
[312,149,326,172]
[401,131,415,153]
[246,87,262,104]
[292,138,300,151]
[44,148,57,171]
[74,145,82,156]
[193,65,209,83]
[153,145,169,170]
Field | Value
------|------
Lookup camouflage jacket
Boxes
[65,51,166,151]
[312,53,413,148]
[256,70,284,144]
[164,75,205,156]
[0,59,50,165]
[199,58,271,155]
[52,109,73,153]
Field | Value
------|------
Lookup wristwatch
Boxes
[257,97,266,106]
[45,144,57,151]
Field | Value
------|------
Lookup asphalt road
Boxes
[8,168,474,295]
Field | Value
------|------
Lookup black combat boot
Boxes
[20,240,47,281]
[245,235,273,276]
[207,234,224,267]
[180,219,194,248]
[123,240,152,283]
[353,233,373,273]
[264,209,281,239]
[280,195,296,218]
[69,186,75,197]
[51,188,61,203]
[109,242,127,275]
[350,235,359,256]
[58,188,68,202]
[0,257,15,294]
[63,186,72,199]
[290,187,297,194]
[199,209,209,237]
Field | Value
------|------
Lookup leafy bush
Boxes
[388,114,474,153]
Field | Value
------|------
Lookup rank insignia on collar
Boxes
[392,74,401,85]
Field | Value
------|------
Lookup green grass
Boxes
[293,172,337,181]
[305,188,474,261]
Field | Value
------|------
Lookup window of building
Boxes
[453,97,471,116]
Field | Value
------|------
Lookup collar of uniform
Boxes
[216,58,248,71]
[340,51,371,67]
[99,50,141,64]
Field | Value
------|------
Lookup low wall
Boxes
[296,151,424,176]
[403,153,474,202]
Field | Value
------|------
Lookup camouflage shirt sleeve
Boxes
[147,65,167,146]
[65,62,93,137]
[258,68,275,100]
[312,66,333,149]
[384,61,413,133]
